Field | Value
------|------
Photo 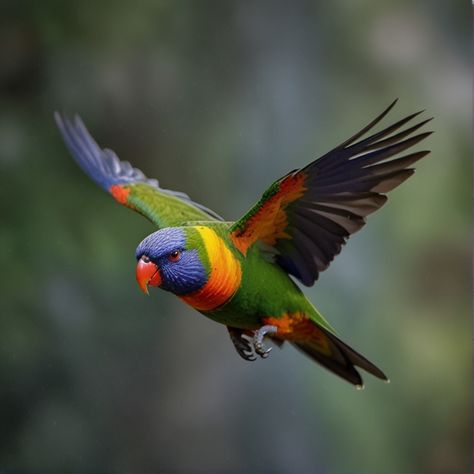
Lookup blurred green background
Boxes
[0,1,471,473]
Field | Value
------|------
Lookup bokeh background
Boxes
[0,1,471,473]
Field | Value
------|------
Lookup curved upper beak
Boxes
[135,258,162,295]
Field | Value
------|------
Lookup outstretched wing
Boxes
[229,100,432,286]
[55,113,223,228]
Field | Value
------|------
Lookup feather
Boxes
[229,101,432,285]
[55,112,224,226]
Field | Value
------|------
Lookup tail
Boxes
[292,324,388,387]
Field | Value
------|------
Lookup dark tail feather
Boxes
[292,327,388,387]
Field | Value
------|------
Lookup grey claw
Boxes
[260,347,272,359]
[242,350,257,361]
[255,344,272,358]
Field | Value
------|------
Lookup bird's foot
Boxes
[240,324,278,359]
[227,326,257,361]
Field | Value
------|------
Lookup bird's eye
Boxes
[141,255,150,263]
[167,250,181,262]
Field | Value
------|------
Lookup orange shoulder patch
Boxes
[231,172,306,255]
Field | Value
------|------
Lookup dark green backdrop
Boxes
[0,1,471,473]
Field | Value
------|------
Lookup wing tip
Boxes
[54,111,224,222]
[53,110,69,132]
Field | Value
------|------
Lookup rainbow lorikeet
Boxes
[55,100,431,387]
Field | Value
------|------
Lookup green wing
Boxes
[55,113,223,228]
[229,101,432,285]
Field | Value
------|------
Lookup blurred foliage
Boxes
[0,0,471,473]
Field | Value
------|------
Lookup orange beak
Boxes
[135,257,162,295]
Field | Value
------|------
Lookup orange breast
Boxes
[179,227,242,312]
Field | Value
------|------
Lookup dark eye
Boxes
[141,255,150,263]
[167,250,181,262]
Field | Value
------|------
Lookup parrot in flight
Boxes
[55,100,431,387]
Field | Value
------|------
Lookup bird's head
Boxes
[135,227,209,296]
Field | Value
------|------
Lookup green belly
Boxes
[200,246,323,330]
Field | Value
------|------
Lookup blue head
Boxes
[135,227,208,295]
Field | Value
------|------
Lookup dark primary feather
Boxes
[278,102,432,285]
[233,100,432,286]
[54,112,223,221]
[279,102,432,285]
